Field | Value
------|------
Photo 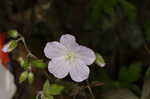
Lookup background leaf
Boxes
[100,88,139,99]
[118,63,142,83]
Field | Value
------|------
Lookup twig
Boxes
[18,34,38,59]
[44,71,52,81]
[86,80,95,99]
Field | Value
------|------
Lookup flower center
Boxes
[65,52,76,62]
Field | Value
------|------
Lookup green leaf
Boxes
[43,80,51,93]
[19,58,30,69]
[43,80,64,96]
[120,0,137,22]
[31,59,47,69]
[89,0,118,24]
[19,71,28,83]
[48,84,64,95]
[95,53,105,67]
[119,63,142,83]
[28,72,34,84]
[7,30,19,38]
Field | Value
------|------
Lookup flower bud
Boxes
[2,40,17,53]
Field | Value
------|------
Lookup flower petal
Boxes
[69,60,90,82]
[44,41,67,59]
[60,34,79,50]
[48,57,70,79]
[75,46,96,65]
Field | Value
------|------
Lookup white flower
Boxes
[44,34,96,82]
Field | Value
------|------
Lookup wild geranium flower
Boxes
[44,34,96,82]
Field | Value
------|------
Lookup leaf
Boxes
[48,84,64,95]
[128,63,142,82]
[88,0,118,25]
[43,80,51,94]
[119,0,137,22]
[100,88,139,99]
[43,80,64,96]
[31,59,47,69]
[119,63,142,83]
[19,71,28,83]
[19,58,30,69]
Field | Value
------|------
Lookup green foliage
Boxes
[19,58,30,70]
[119,0,137,22]
[119,63,142,83]
[31,59,47,69]
[89,0,118,24]
[43,80,64,99]
[47,84,64,95]
[19,71,29,83]
[19,58,47,70]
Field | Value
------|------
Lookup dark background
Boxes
[1,0,150,99]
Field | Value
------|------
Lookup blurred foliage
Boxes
[118,63,142,83]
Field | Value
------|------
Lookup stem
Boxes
[86,80,95,99]
[19,34,38,59]
[44,71,52,81]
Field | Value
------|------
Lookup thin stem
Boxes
[19,34,38,59]
[86,80,95,99]
[44,71,52,81]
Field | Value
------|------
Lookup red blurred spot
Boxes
[0,33,10,68]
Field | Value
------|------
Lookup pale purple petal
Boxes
[75,46,96,65]
[69,60,90,82]
[60,34,79,50]
[48,57,70,79]
[44,41,67,59]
